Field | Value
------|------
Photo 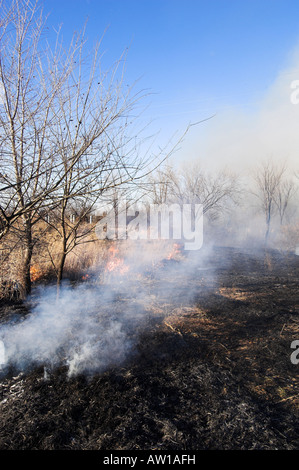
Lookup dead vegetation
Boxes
[0,221,107,295]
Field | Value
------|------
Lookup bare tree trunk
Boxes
[56,203,68,296]
[20,216,33,298]
[253,159,287,245]
[57,249,67,296]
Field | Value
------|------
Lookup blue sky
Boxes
[41,0,299,168]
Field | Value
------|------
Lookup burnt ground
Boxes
[0,246,298,450]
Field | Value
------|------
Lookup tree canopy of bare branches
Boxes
[252,159,296,243]
[147,162,239,219]
[0,0,177,296]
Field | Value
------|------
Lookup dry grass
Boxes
[0,221,108,295]
[0,218,183,298]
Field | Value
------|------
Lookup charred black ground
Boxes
[0,245,298,450]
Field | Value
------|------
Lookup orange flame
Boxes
[105,245,129,275]
[167,243,182,260]
[30,264,43,282]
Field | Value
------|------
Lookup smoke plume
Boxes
[0,241,214,378]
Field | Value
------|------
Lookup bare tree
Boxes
[252,159,287,243]
[146,165,173,205]
[147,162,239,218]
[0,0,163,294]
[274,178,296,225]
[0,0,195,296]
[0,0,87,295]
[42,35,172,292]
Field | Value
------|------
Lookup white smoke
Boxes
[179,44,299,176]
[0,241,215,378]
[0,283,134,377]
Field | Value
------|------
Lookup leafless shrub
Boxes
[252,159,297,244]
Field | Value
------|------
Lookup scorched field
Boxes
[0,244,298,450]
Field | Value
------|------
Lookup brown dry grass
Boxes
[0,221,108,291]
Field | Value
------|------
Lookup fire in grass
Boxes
[105,245,130,276]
